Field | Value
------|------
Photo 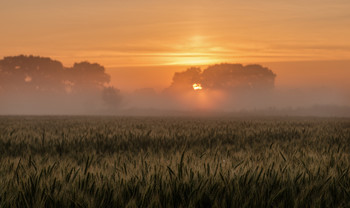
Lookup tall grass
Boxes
[0,116,349,207]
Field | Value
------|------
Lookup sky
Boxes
[1,0,350,92]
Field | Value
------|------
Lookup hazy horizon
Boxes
[1,0,349,116]
[0,55,349,116]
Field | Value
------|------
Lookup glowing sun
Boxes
[193,83,202,91]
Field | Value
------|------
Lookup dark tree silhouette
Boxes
[102,86,122,107]
[166,63,276,93]
[0,55,65,93]
[201,64,276,91]
[67,62,110,92]
[166,67,201,92]
[0,55,122,113]
[0,55,112,94]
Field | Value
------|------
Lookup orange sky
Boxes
[1,0,350,91]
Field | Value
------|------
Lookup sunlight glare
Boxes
[193,83,202,91]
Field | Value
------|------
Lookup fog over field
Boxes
[0,55,349,116]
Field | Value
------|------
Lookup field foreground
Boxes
[0,116,350,207]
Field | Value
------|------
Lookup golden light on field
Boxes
[193,83,202,91]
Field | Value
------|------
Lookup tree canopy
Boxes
[0,55,110,94]
[166,63,276,93]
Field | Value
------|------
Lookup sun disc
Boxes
[193,83,202,90]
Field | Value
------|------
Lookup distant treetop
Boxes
[166,63,276,93]
[0,55,111,94]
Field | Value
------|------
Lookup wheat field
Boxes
[0,116,349,207]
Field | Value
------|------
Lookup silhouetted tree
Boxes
[201,64,276,91]
[0,55,112,94]
[166,67,201,92]
[66,62,110,92]
[0,55,122,113]
[166,64,276,94]
[102,86,122,107]
[0,55,64,93]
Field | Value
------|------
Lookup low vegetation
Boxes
[0,116,349,207]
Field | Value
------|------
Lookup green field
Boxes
[0,116,349,207]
